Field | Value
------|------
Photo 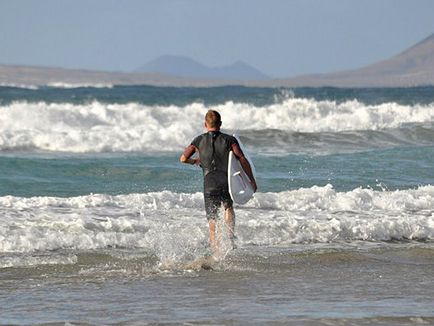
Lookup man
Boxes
[180,110,257,256]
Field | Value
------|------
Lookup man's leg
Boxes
[208,219,218,256]
[224,204,236,249]
[205,195,220,257]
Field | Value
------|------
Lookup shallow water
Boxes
[1,244,434,325]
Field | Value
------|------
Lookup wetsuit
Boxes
[183,131,245,219]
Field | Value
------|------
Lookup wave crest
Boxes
[1,185,433,254]
[1,99,434,152]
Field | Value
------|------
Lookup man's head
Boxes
[205,110,222,130]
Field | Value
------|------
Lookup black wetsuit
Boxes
[184,131,244,219]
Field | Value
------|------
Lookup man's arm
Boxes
[180,144,200,165]
[239,157,257,192]
[232,143,257,192]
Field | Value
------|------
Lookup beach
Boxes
[1,85,434,325]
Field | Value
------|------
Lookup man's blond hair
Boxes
[205,110,222,128]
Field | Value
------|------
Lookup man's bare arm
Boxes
[239,157,257,192]
[232,143,257,192]
[180,144,200,165]
[179,154,200,165]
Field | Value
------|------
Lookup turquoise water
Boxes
[1,85,434,105]
[1,145,433,197]
[1,85,434,325]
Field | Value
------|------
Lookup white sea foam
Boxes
[0,82,113,89]
[0,253,77,268]
[46,82,114,89]
[1,186,433,258]
[1,99,434,153]
[0,83,39,90]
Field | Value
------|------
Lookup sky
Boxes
[1,0,434,78]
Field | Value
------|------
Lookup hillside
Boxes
[1,33,434,88]
[135,56,269,81]
[276,33,434,87]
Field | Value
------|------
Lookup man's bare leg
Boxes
[208,219,219,258]
[224,206,236,249]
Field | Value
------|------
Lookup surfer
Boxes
[180,110,257,256]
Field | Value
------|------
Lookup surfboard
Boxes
[228,135,256,205]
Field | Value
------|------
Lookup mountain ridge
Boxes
[1,33,434,87]
[135,55,270,81]
[275,33,434,87]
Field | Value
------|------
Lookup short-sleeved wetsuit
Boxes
[183,131,245,220]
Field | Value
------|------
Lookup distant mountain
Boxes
[277,33,434,87]
[2,34,434,87]
[135,55,269,81]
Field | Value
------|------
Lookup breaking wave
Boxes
[46,82,114,89]
[1,99,434,153]
[1,185,433,257]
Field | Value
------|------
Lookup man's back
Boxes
[192,131,238,195]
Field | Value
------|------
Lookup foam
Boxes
[0,83,39,90]
[0,186,433,259]
[0,253,77,268]
[248,184,434,212]
[1,99,434,152]
[46,82,114,89]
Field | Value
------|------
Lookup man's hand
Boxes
[180,154,200,166]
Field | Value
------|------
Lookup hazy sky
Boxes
[1,0,434,77]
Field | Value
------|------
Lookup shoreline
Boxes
[2,63,434,89]
[1,243,434,325]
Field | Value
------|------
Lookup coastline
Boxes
[2,63,434,89]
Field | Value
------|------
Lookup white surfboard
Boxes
[228,135,255,205]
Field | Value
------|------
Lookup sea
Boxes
[0,84,433,325]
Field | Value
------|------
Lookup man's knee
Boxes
[223,201,233,211]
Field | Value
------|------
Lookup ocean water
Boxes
[0,85,434,325]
